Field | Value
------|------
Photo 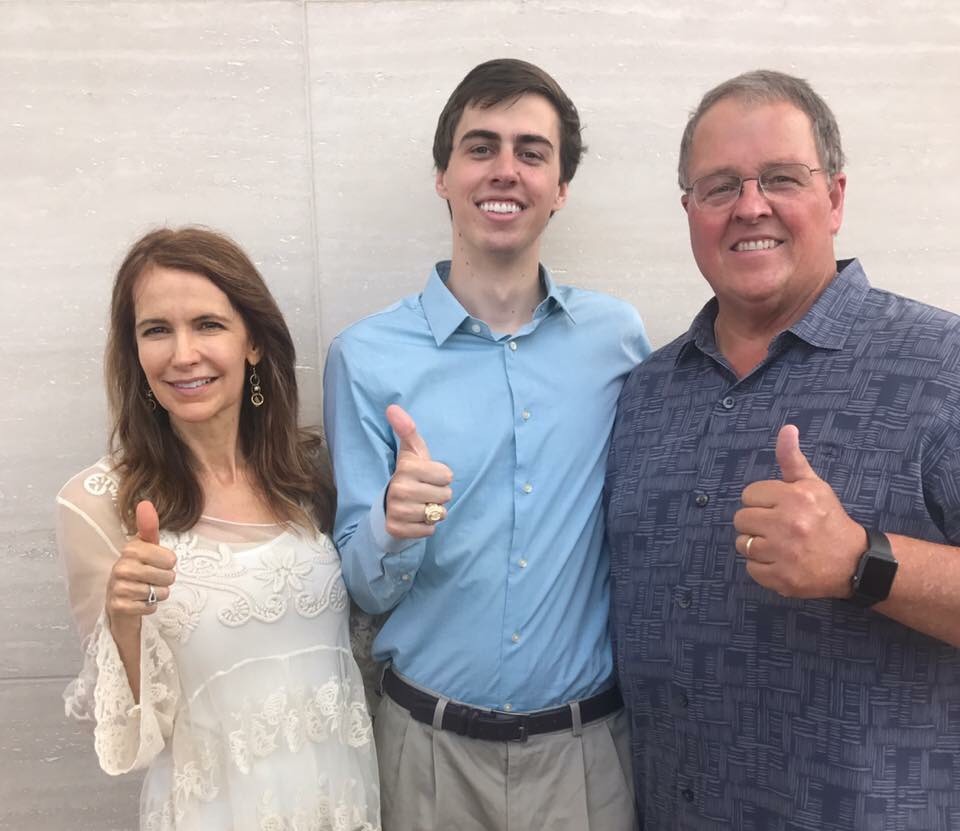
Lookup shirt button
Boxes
[694,492,709,507]
[400,573,410,582]
[521,409,531,421]
[674,587,693,609]
[721,396,735,410]
[470,323,481,334]
[518,559,528,569]
[522,483,533,494]
[509,341,518,351]
[504,703,513,712]
[511,632,520,643]
[681,788,695,803]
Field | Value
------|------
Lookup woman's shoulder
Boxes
[56,457,121,511]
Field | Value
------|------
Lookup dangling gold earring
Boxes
[249,366,264,408]
[144,385,157,411]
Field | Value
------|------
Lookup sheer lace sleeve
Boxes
[57,460,127,721]
[56,459,180,774]
[93,612,179,774]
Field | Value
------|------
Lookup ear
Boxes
[246,344,261,366]
[552,180,570,213]
[435,168,449,200]
[681,192,691,214]
[827,171,846,236]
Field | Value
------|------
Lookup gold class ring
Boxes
[424,503,446,524]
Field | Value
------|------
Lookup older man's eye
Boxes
[703,178,740,198]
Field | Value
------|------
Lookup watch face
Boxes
[859,556,898,598]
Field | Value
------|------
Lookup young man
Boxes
[607,70,960,830]
[324,59,649,830]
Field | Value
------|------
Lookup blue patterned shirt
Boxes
[325,261,650,711]
[606,259,960,830]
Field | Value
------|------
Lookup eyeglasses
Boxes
[685,163,827,210]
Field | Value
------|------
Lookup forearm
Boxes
[339,504,426,614]
[876,534,960,647]
[107,616,143,702]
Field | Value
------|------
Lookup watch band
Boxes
[850,527,897,608]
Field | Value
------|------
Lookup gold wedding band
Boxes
[145,584,158,606]
[424,502,446,524]
[745,535,756,557]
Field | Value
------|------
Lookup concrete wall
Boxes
[1,1,957,827]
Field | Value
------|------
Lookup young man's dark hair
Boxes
[432,57,585,185]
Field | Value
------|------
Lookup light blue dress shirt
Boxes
[323,262,650,711]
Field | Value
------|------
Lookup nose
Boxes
[490,147,519,184]
[171,331,200,366]
[732,177,772,221]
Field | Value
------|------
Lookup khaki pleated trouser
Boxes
[374,691,637,831]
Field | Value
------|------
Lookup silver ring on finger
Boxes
[423,502,446,524]
[745,535,756,557]
[145,584,158,606]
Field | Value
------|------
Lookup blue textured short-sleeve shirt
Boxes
[606,259,960,830]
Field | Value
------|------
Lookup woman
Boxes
[56,228,380,830]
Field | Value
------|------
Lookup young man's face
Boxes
[682,98,845,315]
[436,93,568,263]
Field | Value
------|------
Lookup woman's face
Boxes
[133,266,259,433]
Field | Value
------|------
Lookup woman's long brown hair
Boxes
[106,227,334,533]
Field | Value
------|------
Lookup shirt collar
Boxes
[421,261,574,346]
[676,258,871,365]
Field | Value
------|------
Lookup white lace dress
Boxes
[56,459,381,831]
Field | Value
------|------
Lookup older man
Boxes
[607,70,960,830]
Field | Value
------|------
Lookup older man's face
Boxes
[682,98,845,317]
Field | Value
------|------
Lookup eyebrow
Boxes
[458,129,555,150]
[697,160,807,179]
[135,313,232,329]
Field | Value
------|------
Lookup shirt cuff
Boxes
[368,484,421,555]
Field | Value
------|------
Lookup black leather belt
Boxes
[382,667,623,743]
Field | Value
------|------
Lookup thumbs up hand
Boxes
[105,500,177,631]
[733,425,865,599]
[384,404,454,539]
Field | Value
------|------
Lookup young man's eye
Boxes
[469,145,491,156]
[520,150,544,162]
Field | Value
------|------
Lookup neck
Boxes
[714,268,837,378]
[446,246,546,333]
[171,414,245,485]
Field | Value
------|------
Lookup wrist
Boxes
[106,610,142,640]
[849,526,898,608]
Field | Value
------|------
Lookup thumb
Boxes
[386,404,431,460]
[775,424,816,483]
[136,500,160,545]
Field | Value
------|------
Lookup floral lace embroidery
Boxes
[258,785,379,831]
[162,531,348,628]
[143,799,174,831]
[82,469,119,500]
[253,547,313,593]
[227,677,372,776]
[63,630,101,721]
[163,533,246,580]
[94,617,178,775]
[156,585,207,644]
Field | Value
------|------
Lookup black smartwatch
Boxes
[850,527,898,608]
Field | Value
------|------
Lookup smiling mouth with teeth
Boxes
[170,378,214,390]
[733,239,782,252]
[478,201,523,214]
